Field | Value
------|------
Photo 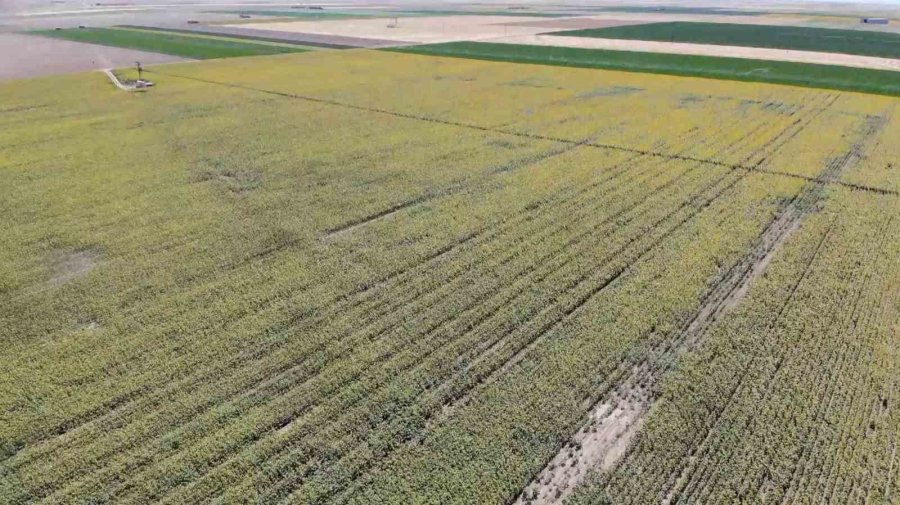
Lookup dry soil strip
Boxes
[512,112,886,505]
[489,35,900,72]
[101,69,141,91]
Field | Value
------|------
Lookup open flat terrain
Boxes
[493,34,900,72]
[1,47,897,505]
[0,33,186,80]
[230,15,568,44]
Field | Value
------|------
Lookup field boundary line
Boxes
[145,69,899,198]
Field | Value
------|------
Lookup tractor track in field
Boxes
[774,220,891,505]
[511,98,883,505]
[17,90,722,468]
[103,97,786,505]
[322,134,597,239]
[8,82,865,505]
[11,116,708,504]
[14,89,808,500]
[298,96,830,505]
[7,84,800,504]
[149,144,712,505]
[671,212,890,505]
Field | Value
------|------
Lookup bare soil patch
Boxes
[0,33,186,81]
[230,15,559,44]
[48,248,100,287]
[515,395,646,505]
[495,18,648,30]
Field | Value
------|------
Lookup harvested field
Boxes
[493,18,648,30]
[0,33,185,81]
[1,45,898,505]
[493,35,900,72]
[230,15,560,44]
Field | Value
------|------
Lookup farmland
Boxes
[552,22,900,59]
[32,27,310,59]
[1,46,898,505]
[393,42,900,96]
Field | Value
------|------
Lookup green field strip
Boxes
[30,27,309,59]
[107,26,320,51]
[116,25,354,49]
[387,42,900,97]
[550,22,900,59]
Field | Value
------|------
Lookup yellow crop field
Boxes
[1,49,897,505]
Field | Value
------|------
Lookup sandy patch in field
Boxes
[0,33,187,81]
[561,13,814,27]
[514,396,647,505]
[492,34,900,72]
[229,15,560,44]
[48,248,100,287]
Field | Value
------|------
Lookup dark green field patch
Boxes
[550,22,900,59]
[32,27,308,59]
[387,42,900,97]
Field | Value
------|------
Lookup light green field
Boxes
[32,27,309,59]
[1,49,898,504]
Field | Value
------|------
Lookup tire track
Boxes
[510,94,861,505]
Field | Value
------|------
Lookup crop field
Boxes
[32,27,311,59]
[393,42,900,96]
[552,22,900,59]
[1,49,898,505]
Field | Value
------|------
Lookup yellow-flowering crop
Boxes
[0,49,896,505]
